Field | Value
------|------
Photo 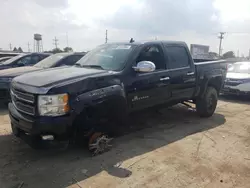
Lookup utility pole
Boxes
[9,43,12,51]
[218,32,225,57]
[53,36,59,49]
[66,32,69,47]
[105,30,108,43]
[27,42,31,52]
[237,50,239,58]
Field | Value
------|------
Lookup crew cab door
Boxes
[128,44,171,110]
[163,44,196,100]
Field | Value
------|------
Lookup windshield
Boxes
[34,53,68,68]
[1,54,25,65]
[75,44,135,71]
[228,62,250,74]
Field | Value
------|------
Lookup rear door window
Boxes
[29,55,41,65]
[164,46,190,69]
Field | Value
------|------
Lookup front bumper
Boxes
[221,87,250,95]
[221,83,250,95]
[8,102,72,140]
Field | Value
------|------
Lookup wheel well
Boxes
[207,77,223,94]
[71,96,128,136]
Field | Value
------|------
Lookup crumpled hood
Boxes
[0,66,41,77]
[13,66,110,88]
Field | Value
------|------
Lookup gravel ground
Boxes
[0,96,250,188]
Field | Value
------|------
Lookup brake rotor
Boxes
[88,132,113,156]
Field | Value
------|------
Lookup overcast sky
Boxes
[1,0,250,55]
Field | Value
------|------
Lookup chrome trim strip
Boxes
[10,89,34,104]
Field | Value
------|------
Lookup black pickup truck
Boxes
[8,41,227,154]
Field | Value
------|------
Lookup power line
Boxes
[105,30,108,43]
[218,32,225,57]
[27,42,31,52]
[53,36,59,49]
[66,32,69,47]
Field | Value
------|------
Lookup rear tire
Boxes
[196,86,218,117]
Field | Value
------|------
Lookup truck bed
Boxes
[194,59,228,97]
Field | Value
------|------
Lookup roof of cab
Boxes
[106,40,187,46]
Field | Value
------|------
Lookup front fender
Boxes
[71,85,128,118]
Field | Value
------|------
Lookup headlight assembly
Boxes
[38,93,69,116]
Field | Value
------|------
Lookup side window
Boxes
[29,55,41,65]
[16,56,32,66]
[165,46,190,69]
[136,45,165,70]
[60,55,83,66]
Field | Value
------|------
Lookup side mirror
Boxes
[133,61,156,73]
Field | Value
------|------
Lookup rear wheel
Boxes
[196,86,218,117]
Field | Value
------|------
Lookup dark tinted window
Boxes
[165,46,190,69]
[61,55,84,66]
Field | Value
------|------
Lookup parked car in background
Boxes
[8,41,227,153]
[0,56,12,63]
[0,52,21,58]
[0,53,51,70]
[221,61,250,95]
[0,52,86,102]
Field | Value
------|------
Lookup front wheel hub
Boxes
[88,133,113,156]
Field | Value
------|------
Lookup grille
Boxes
[10,87,35,116]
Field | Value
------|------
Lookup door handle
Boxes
[160,77,170,81]
[187,72,195,76]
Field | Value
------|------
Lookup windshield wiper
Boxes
[80,65,104,69]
